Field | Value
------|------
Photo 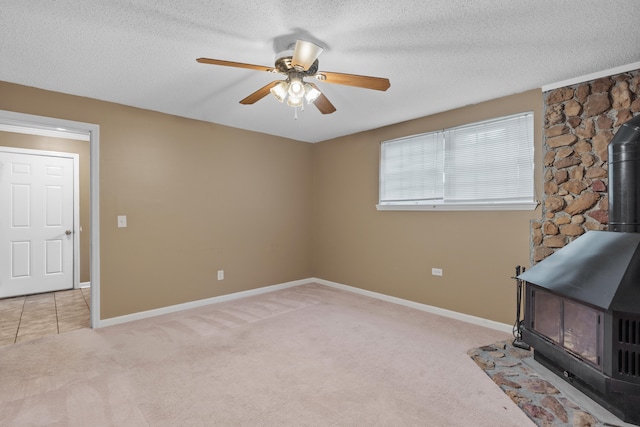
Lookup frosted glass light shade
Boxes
[287,96,303,107]
[292,40,324,70]
[304,83,321,103]
[270,81,288,103]
[288,76,305,99]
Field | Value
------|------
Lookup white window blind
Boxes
[378,112,537,211]
[380,131,443,203]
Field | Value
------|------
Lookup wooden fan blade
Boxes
[196,58,274,73]
[313,93,337,115]
[239,81,280,104]
[308,83,336,114]
[317,71,390,91]
[291,40,323,71]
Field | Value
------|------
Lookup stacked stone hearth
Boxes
[469,342,606,427]
[534,69,640,263]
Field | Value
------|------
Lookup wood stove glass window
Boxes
[532,288,602,368]
[532,289,561,343]
[564,300,600,365]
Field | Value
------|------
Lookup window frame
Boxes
[377,112,538,212]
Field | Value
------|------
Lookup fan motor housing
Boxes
[274,56,319,75]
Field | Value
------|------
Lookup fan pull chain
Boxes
[294,107,298,120]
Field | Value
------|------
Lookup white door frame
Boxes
[0,110,101,328]
[0,146,80,291]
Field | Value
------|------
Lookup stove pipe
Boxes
[609,115,640,232]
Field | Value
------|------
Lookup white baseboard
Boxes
[96,277,512,334]
[96,278,308,328]
[312,278,513,334]
[79,282,91,288]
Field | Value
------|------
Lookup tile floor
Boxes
[0,287,90,346]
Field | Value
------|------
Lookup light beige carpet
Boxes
[0,283,534,426]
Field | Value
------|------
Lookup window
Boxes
[378,112,537,211]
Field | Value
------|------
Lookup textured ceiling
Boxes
[1,0,639,143]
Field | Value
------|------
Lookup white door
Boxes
[0,149,76,298]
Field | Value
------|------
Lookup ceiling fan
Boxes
[197,39,390,116]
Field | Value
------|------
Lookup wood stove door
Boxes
[528,286,603,369]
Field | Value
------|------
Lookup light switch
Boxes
[117,215,127,228]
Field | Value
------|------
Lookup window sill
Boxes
[376,201,540,212]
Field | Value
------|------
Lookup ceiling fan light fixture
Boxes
[270,81,288,103]
[198,37,390,117]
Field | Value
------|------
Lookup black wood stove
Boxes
[519,115,640,425]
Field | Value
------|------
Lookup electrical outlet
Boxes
[432,268,443,276]
[217,270,224,281]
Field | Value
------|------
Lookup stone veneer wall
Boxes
[533,69,640,263]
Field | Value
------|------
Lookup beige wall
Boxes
[0,132,91,283]
[0,81,313,319]
[311,89,543,324]
[0,81,544,325]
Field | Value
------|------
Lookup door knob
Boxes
[65,230,72,235]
